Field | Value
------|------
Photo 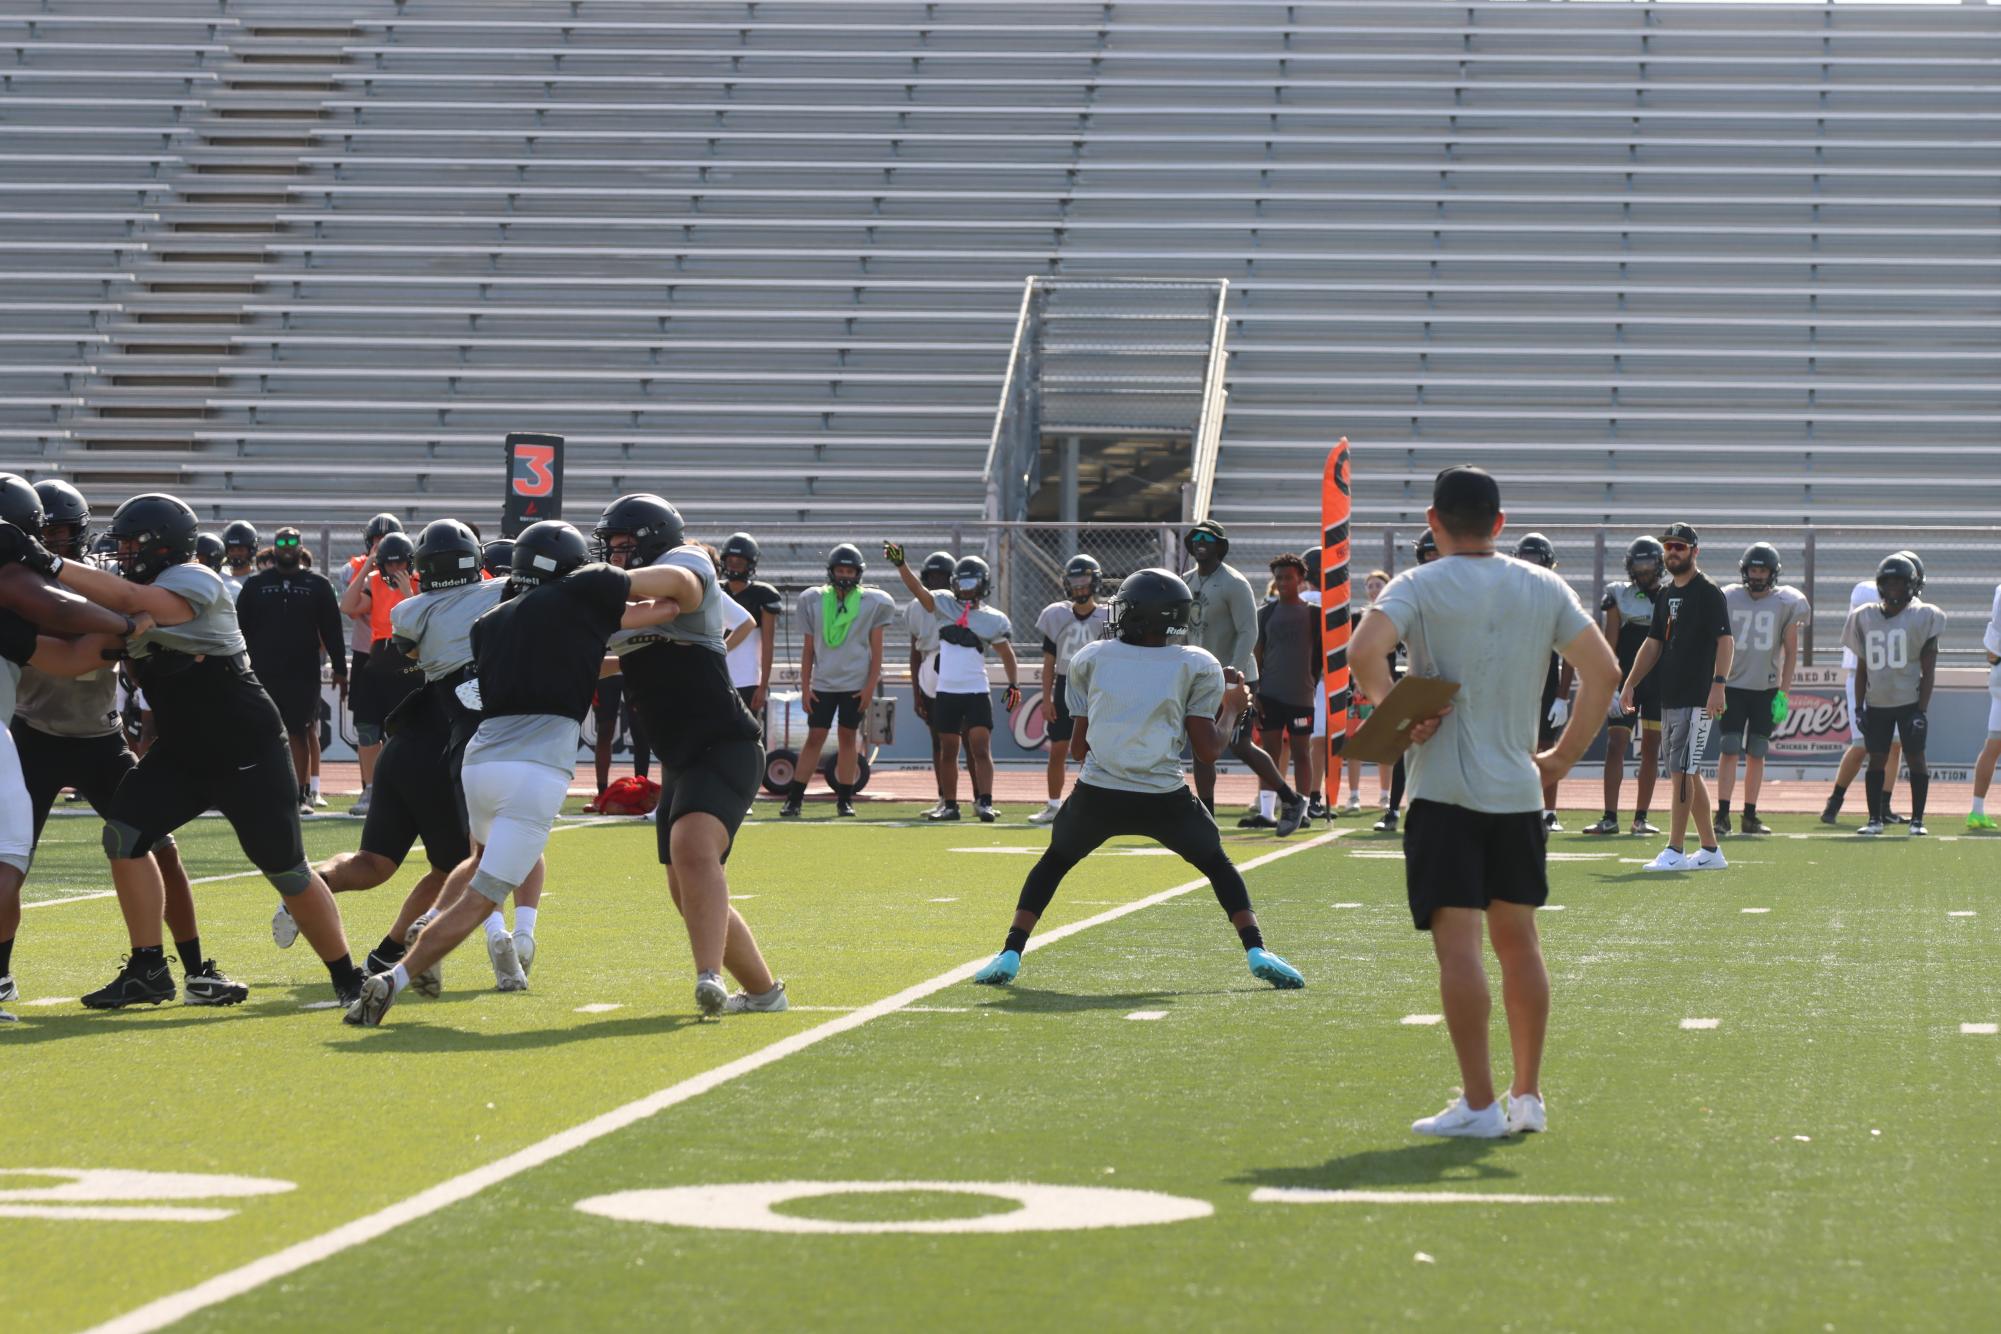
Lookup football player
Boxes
[782,543,896,818]
[719,532,783,715]
[1253,554,1321,828]
[342,512,405,817]
[968,569,1304,992]
[889,548,1019,823]
[220,519,258,597]
[346,520,692,1025]
[1714,543,1808,836]
[904,549,961,817]
[1512,533,1576,832]
[1822,552,1919,826]
[1585,537,1667,837]
[1971,576,2001,832]
[195,532,225,574]
[1840,554,1944,837]
[1028,554,1109,825]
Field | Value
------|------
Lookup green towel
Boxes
[821,585,864,647]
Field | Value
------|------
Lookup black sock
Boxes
[1237,923,1265,951]
[325,953,362,986]
[0,934,12,976]
[1718,800,1730,817]
[1910,771,1930,822]
[976,793,992,806]
[1830,782,1848,803]
[131,944,165,970]
[1200,797,1216,816]
[1744,804,1757,818]
[174,935,203,974]
[374,934,407,963]
[1273,782,1298,805]
[1003,926,1030,956]
[1701,844,1718,854]
[1603,810,1616,822]
[1308,791,1321,804]
[833,781,854,801]
[786,780,806,800]
[1636,809,1648,822]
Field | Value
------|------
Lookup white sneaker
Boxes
[1505,1091,1547,1135]
[721,980,789,1014]
[918,800,945,820]
[1544,812,1564,833]
[271,903,298,948]
[298,800,315,818]
[1412,1095,1508,1139]
[1641,846,1689,872]
[0,974,16,1003]
[695,970,727,1017]
[311,791,329,808]
[1027,799,1062,825]
[488,932,527,992]
[1858,820,1884,837]
[350,788,371,817]
[512,929,536,978]
[404,918,442,998]
[1687,847,1728,871]
[1343,795,1363,815]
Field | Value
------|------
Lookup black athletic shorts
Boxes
[932,689,993,736]
[262,667,322,736]
[10,722,137,846]
[347,646,374,721]
[1717,686,1779,754]
[593,676,624,728]
[1608,677,1663,732]
[1045,675,1076,743]
[656,737,763,867]
[1861,701,1928,756]
[737,684,760,713]
[360,725,470,873]
[1402,798,1548,931]
[105,728,304,877]
[806,688,864,730]
[1045,781,1229,867]
[1256,693,1315,738]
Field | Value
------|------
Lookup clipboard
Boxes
[1344,677,1460,763]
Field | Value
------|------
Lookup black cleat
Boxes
[1740,813,1772,836]
[1884,810,1909,826]
[333,968,367,1008]
[778,793,803,818]
[1275,794,1308,838]
[1714,812,1732,837]
[1237,814,1278,830]
[1306,797,1329,821]
[364,945,403,977]
[183,960,248,1007]
[1373,811,1399,833]
[975,800,999,824]
[835,795,857,818]
[81,955,175,1009]
[923,802,962,823]
[1819,798,1842,826]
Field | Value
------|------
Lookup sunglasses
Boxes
[274,536,300,548]
[1662,541,1692,553]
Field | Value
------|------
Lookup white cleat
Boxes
[1858,820,1885,837]
[721,980,789,1014]
[0,974,16,1004]
[488,932,528,992]
[311,792,329,809]
[1687,847,1728,871]
[1343,795,1363,815]
[350,787,371,818]
[271,903,299,949]
[694,970,728,1017]
[1412,1095,1508,1139]
[1026,800,1062,826]
[342,973,395,1027]
[404,919,442,998]
[1543,813,1564,833]
[1506,1092,1548,1135]
[512,930,537,978]
[298,801,315,818]
[1641,846,1690,872]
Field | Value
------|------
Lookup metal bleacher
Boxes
[2,0,1999,597]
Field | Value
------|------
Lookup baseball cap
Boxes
[1431,465,1501,536]
[1660,522,1699,547]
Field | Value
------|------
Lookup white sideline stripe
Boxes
[1961,1023,1999,1035]
[1400,1013,1443,1026]
[86,831,1346,1334]
[0,1205,238,1223]
[1681,1018,1721,1030]
[1252,1188,1615,1206]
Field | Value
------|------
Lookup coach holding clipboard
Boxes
[1351,465,1620,1140]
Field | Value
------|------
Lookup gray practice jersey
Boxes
[1035,601,1110,676]
[15,662,120,738]
[1373,555,1594,814]
[608,546,726,657]
[1066,638,1225,794]
[390,577,505,681]
[905,597,941,654]
[1841,600,1947,707]
[0,658,18,723]
[1723,584,1810,690]
[1184,562,1261,681]
[127,562,246,661]
[798,585,897,691]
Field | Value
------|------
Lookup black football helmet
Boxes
[1625,536,1666,592]
[1876,553,1919,612]
[33,479,88,557]
[719,531,760,581]
[952,555,992,601]
[510,521,589,591]
[1740,542,1781,592]
[827,542,866,590]
[918,550,956,591]
[1893,549,1926,597]
[108,493,200,584]
[221,519,258,555]
[0,472,43,537]
[1303,547,1322,584]
[1414,529,1439,565]
[414,519,481,590]
[1514,532,1556,569]
[373,531,416,570]
[1063,553,1102,601]
[1183,518,1229,561]
[363,512,403,549]
[480,538,514,577]
[1109,568,1193,642]
[593,493,685,569]
[196,532,224,571]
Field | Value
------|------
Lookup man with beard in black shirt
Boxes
[236,526,347,813]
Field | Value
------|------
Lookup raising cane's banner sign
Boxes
[1767,666,1855,765]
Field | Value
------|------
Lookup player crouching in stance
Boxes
[1352,466,1620,1137]
[968,569,1305,991]
[596,495,784,1016]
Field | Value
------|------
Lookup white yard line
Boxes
[83,828,1348,1334]
[25,869,261,911]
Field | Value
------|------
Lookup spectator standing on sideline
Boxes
[1969,579,2001,832]
[237,527,347,815]
[1620,523,1734,872]
[1352,465,1620,1138]
[1251,553,1321,829]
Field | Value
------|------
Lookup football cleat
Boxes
[975,800,998,823]
[1412,1095,1507,1139]
[778,793,803,818]
[1858,820,1885,837]
[835,794,857,818]
[1543,812,1564,834]
[1909,820,1929,837]
[1966,812,1998,832]
[488,932,528,992]
[1581,815,1620,836]
[298,800,315,818]
[1247,947,1305,989]
[342,973,394,1026]
[0,974,16,1003]
[1275,794,1308,838]
[1342,795,1363,815]
[81,955,175,1009]
[924,802,961,823]
[271,903,298,949]
[404,919,442,998]
[1027,799,1062,826]
[972,949,1021,986]
[1819,797,1843,826]
[1740,814,1772,836]
[363,945,402,977]
[1306,797,1329,820]
[513,929,537,978]
[333,968,367,1008]
[721,980,789,1014]
[1237,814,1277,830]
[1641,847,1689,872]
[1373,811,1399,833]
[694,971,727,1017]
[350,788,371,818]
[183,960,248,1007]
[312,791,329,809]
[1884,810,1909,826]
[1714,812,1732,837]
[1505,1092,1548,1135]
[1630,816,1661,836]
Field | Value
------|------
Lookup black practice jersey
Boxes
[469,564,631,724]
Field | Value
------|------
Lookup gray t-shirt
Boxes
[798,585,896,692]
[464,713,579,775]
[1257,599,1316,706]
[128,562,246,661]
[390,577,505,681]
[1373,555,1594,814]
[1034,600,1109,676]
[15,662,120,739]
[0,658,19,725]
[1723,584,1810,690]
[1066,638,1225,794]
[928,595,1012,694]
[905,597,941,655]
[608,546,727,657]
[1184,562,1261,681]
[1841,600,1947,707]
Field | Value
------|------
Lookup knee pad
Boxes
[1716,733,1744,757]
[102,818,153,861]
[1745,735,1770,759]
[356,721,384,747]
[266,862,314,897]
[470,867,517,905]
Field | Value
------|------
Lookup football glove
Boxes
[1546,697,1569,729]
[882,541,905,566]
[1771,690,1790,724]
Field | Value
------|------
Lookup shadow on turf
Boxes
[329,1009,702,1051]
[971,986,1236,1014]
[1234,1139,1523,1192]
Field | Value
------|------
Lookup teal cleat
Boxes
[973,949,1021,986]
[1247,947,1305,990]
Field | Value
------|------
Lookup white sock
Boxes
[483,911,508,943]
[1973,796,1987,816]
[388,963,409,996]
[1259,790,1277,819]
[308,775,320,796]
[513,905,538,938]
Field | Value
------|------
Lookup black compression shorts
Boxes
[104,729,304,877]
[931,690,993,736]
[806,689,865,731]
[10,722,136,847]
[361,726,471,873]
[655,737,763,867]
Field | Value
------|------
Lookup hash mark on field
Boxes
[1948,910,1977,917]
[1681,1018,1721,1030]
[1742,908,1771,914]
[24,996,74,1007]
[574,1004,622,1015]
[1961,1023,1998,1035]
[298,1001,341,1011]
[1401,1014,1443,1026]
[1126,1010,1168,1021]
[1332,902,1364,909]
[1540,905,1566,912]
[928,897,958,903]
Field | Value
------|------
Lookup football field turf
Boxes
[7,804,1999,1331]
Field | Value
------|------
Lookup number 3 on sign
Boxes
[512,444,557,498]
